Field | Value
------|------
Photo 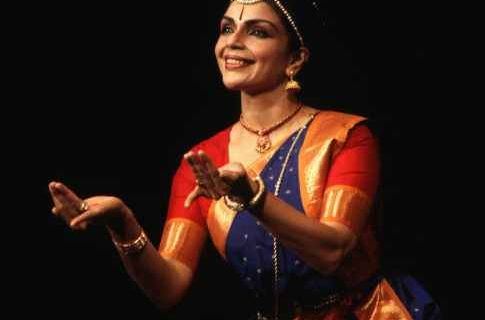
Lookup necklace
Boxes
[255,113,317,320]
[239,104,303,153]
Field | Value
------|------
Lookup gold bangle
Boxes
[112,230,148,255]
[223,176,266,212]
[223,195,246,211]
[248,175,266,208]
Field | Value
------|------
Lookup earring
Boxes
[285,70,301,93]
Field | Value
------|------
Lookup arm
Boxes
[48,161,206,310]
[107,209,194,310]
[184,125,379,275]
[255,125,379,274]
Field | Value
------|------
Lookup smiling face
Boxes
[214,2,293,94]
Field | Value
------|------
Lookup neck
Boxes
[240,87,299,129]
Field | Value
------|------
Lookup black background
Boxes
[9,1,461,319]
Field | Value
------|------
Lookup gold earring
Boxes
[285,71,301,93]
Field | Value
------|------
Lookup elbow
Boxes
[316,247,346,275]
[315,235,355,275]
[316,230,356,275]
[152,286,188,312]
[146,262,193,312]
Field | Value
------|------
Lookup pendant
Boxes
[256,135,271,153]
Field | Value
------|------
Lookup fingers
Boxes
[49,182,63,209]
[49,181,89,228]
[184,184,213,208]
[219,169,241,183]
[49,181,83,213]
[184,151,220,199]
[198,152,229,196]
[51,201,88,230]
[190,152,219,198]
[70,208,97,228]
[183,151,250,205]
[70,221,88,231]
[49,182,79,201]
[184,187,200,208]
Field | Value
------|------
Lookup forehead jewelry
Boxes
[230,0,304,46]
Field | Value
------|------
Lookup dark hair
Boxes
[265,0,327,54]
[222,1,326,54]
[263,0,300,53]
[221,1,334,102]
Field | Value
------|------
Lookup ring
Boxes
[79,201,89,213]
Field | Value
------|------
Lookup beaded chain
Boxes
[256,113,316,320]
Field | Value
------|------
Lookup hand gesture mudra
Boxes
[183,150,258,208]
[48,182,131,231]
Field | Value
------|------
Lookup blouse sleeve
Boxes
[158,159,208,272]
[320,125,380,235]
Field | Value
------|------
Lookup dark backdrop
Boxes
[14,1,457,319]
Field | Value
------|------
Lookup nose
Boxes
[226,29,246,50]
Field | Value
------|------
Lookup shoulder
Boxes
[304,107,368,143]
[312,109,366,128]
[173,126,232,182]
[192,126,231,152]
[186,125,232,168]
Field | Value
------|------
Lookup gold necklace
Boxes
[239,104,303,153]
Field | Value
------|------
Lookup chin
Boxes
[223,82,243,91]
[222,77,247,91]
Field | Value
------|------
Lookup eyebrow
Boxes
[221,16,279,32]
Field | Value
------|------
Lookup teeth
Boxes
[226,58,247,66]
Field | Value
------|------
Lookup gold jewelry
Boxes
[239,104,302,153]
[223,195,246,212]
[230,0,304,46]
[270,116,312,320]
[79,201,89,213]
[223,176,267,212]
[248,176,267,208]
[112,230,148,255]
[232,0,262,4]
[285,71,301,93]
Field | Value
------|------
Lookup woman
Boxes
[49,1,441,319]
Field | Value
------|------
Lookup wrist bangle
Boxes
[112,230,148,255]
[248,175,266,209]
[223,176,266,212]
[223,195,246,211]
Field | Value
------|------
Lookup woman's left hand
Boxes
[183,150,256,208]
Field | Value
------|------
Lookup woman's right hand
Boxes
[48,181,132,231]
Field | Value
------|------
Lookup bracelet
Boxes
[223,176,266,212]
[112,230,148,255]
[248,176,266,208]
[223,195,246,211]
